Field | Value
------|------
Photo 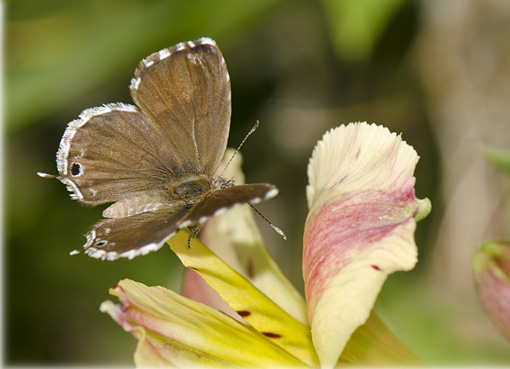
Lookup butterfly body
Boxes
[169,175,230,204]
[39,38,278,260]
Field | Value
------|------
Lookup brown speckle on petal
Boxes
[236,310,252,317]
[262,332,282,339]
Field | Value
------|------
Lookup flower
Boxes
[101,122,430,367]
[472,240,510,340]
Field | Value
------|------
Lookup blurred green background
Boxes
[6,0,510,366]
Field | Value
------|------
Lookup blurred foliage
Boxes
[7,0,279,134]
[319,0,406,61]
[482,146,510,175]
[5,0,510,366]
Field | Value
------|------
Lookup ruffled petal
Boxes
[100,279,307,368]
[303,122,430,367]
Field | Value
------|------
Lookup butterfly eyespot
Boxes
[70,162,82,177]
[95,240,108,247]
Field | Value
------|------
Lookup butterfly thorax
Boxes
[166,174,232,205]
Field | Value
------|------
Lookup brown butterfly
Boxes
[38,37,278,260]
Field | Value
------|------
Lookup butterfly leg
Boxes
[187,223,205,249]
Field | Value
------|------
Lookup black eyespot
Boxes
[70,163,82,176]
[95,240,107,247]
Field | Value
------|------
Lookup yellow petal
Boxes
[101,279,306,368]
[199,200,308,325]
[168,230,319,367]
[339,312,421,366]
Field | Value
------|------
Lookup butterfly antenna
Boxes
[220,120,260,178]
[248,203,287,240]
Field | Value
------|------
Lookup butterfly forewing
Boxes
[56,104,178,204]
[131,38,231,176]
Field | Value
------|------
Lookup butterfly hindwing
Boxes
[81,184,279,260]
[185,184,279,224]
[80,207,192,260]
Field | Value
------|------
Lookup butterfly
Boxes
[38,37,279,260]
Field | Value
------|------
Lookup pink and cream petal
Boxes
[303,122,430,367]
[305,217,418,367]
